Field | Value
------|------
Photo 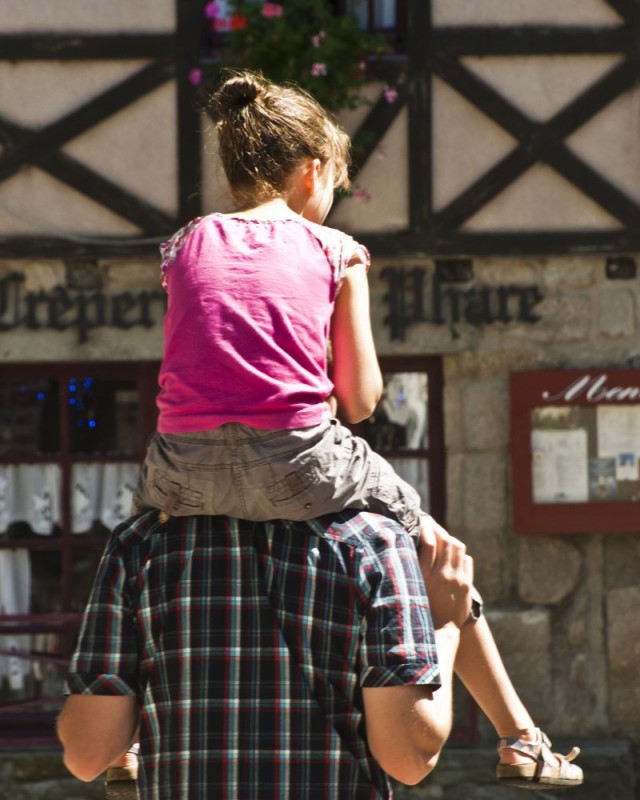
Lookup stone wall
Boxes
[371,253,640,757]
[0,740,635,799]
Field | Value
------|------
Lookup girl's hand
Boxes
[417,515,453,566]
[417,515,473,629]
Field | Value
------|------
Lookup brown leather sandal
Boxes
[105,745,139,800]
[104,767,137,799]
[496,728,583,790]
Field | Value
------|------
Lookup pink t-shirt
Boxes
[156,214,369,433]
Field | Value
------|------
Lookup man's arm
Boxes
[57,695,139,782]
[363,531,472,785]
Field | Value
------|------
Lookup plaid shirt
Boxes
[67,510,440,800]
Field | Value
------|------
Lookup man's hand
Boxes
[417,515,473,630]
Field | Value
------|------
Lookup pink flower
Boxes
[353,186,372,203]
[384,85,398,104]
[189,68,202,86]
[204,1,220,18]
[311,30,326,47]
[311,62,327,77]
[262,3,283,17]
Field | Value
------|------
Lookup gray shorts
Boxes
[132,418,484,618]
[132,418,424,535]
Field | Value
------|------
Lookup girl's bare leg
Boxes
[455,615,534,739]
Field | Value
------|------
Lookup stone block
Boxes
[445,453,465,532]
[606,586,640,726]
[518,536,581,604]
[543,258,597,290]
[461,377,509,451]
[604,534,640,592]
[485,608,551,722]
[392,740,636,800]
[462,528,507,604]
[105,259,159,291]
[20,261,66,292]
[512,294,591,343]
[462,452,507,532]
[443,382,464,452]
[598,288,635,339]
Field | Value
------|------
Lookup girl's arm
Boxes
[330,253,383,423]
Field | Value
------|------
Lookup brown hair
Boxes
[209,70,351,209]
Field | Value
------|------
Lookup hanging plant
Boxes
[201,0,388,112]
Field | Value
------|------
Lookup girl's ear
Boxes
[302,158,322,192]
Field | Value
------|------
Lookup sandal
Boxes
[496,728,583,790]
[104,745,139,800]
[104,766,138,799]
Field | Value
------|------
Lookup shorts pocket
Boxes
[150,469,205,513]
[265,459,322,506]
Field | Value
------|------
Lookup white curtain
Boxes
[71,462,139,533]
[0,462,139,535]
[0,549,31,687]
[0,465,62,535]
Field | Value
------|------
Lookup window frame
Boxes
[0,361,159,745]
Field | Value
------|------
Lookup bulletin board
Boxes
[510,369,640,534]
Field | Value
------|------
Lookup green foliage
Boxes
[220,0,387,111]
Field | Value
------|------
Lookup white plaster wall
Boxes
[0,61,178,234]
[64,81,178,217]
[432,0,621,27]
[0,0,175,33]
[463,55,623,124]
[0,168,143,236]
[432,51,640,231]
[201,115,234,215]
[329,108,409,234]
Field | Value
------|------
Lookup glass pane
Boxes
[347,0,369,28]
[530,404,640,504]
[362,372,429,451]
[69,377,140,455]
[375,0,396,28]
[388,456,430,512]
[0,380,59,455]
[346,0,396,29]
[0,550,97,743]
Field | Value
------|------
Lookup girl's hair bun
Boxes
[211,72,263,117]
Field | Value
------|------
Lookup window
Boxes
[351,356,445,520]
[341,0,407,50]
[351,355,477,743]
[0,362,159,744]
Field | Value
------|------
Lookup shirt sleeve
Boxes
[65,540,140,698]
[357,531,441,689]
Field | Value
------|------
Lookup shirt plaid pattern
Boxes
[66,510,440,800]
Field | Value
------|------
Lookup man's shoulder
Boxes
[293,511,414,556]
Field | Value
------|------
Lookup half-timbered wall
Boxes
[0,0,639,796]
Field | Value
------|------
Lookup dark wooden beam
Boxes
[176,0,203,223]
[604,0,640,25]
[430,26,638,56]
[0,61,175,184]
[0,34,174,60]
[430,55,640,232]
[358,228,640,257]
[407,0,432,234]
[0,117,175,233]
[0,237,162,259]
